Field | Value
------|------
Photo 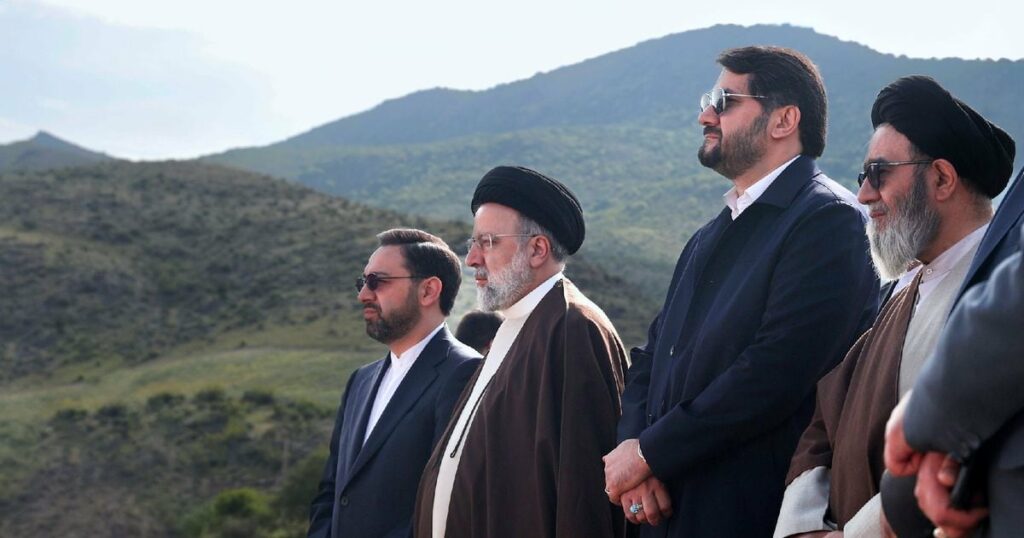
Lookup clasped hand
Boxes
[602,439,672,525]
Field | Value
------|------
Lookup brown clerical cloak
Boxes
[786,273,921,527]
[413,278,628,538]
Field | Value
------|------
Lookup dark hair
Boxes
[717,46,827,158]
[377,228,462,315]
[455,310,504,354]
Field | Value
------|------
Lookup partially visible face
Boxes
[465,203,534,312]
[357,245,422,344]
[859,125,941,281]
[697,70,770,179]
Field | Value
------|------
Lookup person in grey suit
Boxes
[885,219,1024,538]
[307,228,480,538]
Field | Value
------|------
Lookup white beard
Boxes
[476,246,533,312]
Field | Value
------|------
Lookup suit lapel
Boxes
[658,156,815,359]
[345,328,449,484]
[657,208,731,358]
[338,357,388,478]
[960,169,1024,296]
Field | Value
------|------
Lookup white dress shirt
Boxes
[723,155,800,220]
[363,322,445,444]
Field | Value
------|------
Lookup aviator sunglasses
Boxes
[857,160,934,190]
[355,273,423,292]
[699,87,766,115]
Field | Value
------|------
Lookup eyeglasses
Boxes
[355,273,423,292]
[465,233,536,252]
[857,160,934,190]
[699,87,766,115]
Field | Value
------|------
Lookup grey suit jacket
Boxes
[905,222,1024,538]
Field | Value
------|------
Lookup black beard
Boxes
[697,112,769,179]
[364,291,420,344]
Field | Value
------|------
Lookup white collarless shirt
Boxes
[431,272,564,538]
[890,223,989,307]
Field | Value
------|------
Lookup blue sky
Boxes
[2,0,1021,159]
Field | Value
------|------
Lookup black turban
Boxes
[470,166,585,255]
[871,75,1016,198]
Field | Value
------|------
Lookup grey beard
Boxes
[476,246,533,312]
[867,173,941,281]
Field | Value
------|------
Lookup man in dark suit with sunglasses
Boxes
[603,46,879,538]
[308,228,480,538]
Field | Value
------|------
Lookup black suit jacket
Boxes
[618,156,879,537]
[307,327,480,538]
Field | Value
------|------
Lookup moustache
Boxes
[703,126,722,137]
[362,302,382,313]
[475,269,489,279]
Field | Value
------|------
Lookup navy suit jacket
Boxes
[618,156,879,537]
[307,327,480,538]
[957,168,1024,298]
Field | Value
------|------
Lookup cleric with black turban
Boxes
[413,165,629,538]
[871,75,1016,198]
[470,165,586,254]
[774,75,1018,538]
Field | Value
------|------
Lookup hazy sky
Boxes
[2,0,1021,159]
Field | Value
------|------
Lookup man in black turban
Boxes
[776,74,1016,538]
[879,73,1024,537]
[413,165,629,538]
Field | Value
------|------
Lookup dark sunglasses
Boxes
[355,273,423,292]
[699,87,766,115]
[857,160,933,190]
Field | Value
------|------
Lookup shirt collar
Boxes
[390,322,445,363]
[500,272,564,320]
[891,222,991,292]
[919,223,989,283]
[723,155,800,220]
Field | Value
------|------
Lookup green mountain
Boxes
[0,160,655,536]
[205,24,1024,298]
[0,160,651,381]
[0,131,113,172]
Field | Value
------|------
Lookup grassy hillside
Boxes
[209,124,721,296]
[0,161,462,380]
[0,160,656,536]
[207,24,1024,299]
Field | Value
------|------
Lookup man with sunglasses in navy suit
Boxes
[603,46,878,538]
[307,228,480,538]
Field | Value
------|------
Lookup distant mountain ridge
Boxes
[248,24,1023,155]
[0,131,112,172]
[205,24,1024,297]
